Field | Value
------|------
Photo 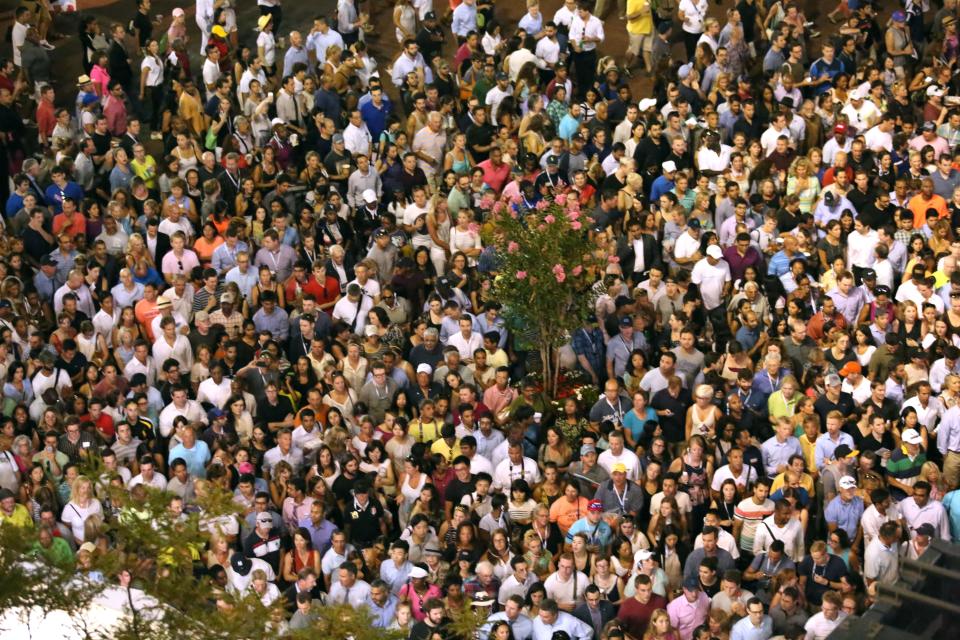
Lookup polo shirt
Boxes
[798,554,847,604]
[825,495,865,540]
[617,594,669,639]
[863,537,899,584]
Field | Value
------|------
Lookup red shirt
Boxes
[618,594,669,639]
[36,99,56,140]
[52,211,87,238]
[83,413,116,440]
[478,159,511,194]
[302,274,342,313]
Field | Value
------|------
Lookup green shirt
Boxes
[32,537,74,567]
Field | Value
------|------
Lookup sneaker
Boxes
[40,40,56,50]
[150,131,163,140]
[809,30,821,38]
[803,21,814,28]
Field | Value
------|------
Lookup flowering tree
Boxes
[490,196,601,397]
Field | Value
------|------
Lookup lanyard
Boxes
[607,398,623,424]
[612,482,628,513]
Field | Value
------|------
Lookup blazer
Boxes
[572,600,617,637]
[617,233,663,278]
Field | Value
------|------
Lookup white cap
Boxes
[635,549,654,564]
[408,566,428,579]
[706,245,723,259]
[849,89,863,100]
[270,117,285,127]
[662,160,677,173]
[362,189,378,204]
[927,85,945,97]
[838,476,858,490]
[638,98,657,111]
[901,428,923,445]
[416,363,433,375]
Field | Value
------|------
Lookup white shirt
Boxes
[752,515,805,562]
[447,331,483,361]
[202,58,222,97]
[761,125,789,157]
[864,125,893,153]
[695,527,741,559]
[861,502,901,547]
[532,611,593,640]
[197,377,233,409]
[804,612,847,640]
[128,472,168,491]
[158,400,208,438]
[674,231,701,262]
[152,334,194,379]
[307,28,345,64]
[535,37,561,66]
[863,537,900,584]
[12,21,27,67]
[568,14,604,51]
[846,229,879,269]
[597,448,641,481]
[342,122,372,157]
[256,31,276,68]
[679,0,708,33]
[493,456,542,491]
[691,257,732,311]
[822,136,852,166]
[543,571,590,607]
[391,51,432,87]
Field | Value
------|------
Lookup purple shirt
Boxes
[723,245,764,283]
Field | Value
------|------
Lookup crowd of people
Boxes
[2,0,960,639]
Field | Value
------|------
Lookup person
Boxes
[803,591,847,640]
[667,576,710,640]
[531,597,593,640]
[730,597,773,640]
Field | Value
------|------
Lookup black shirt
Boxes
[813,392,857,429]
[650,387,693,444]
[444,476,476,508]
[256,396,295,428]
[131,10,153,48]
[466,122,496,161]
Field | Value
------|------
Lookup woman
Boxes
[397,456,428,529]
[824,331,857,371]
[828,528,860,573]
[533,461,564,506]
[193,222,223,266]
[323,373,357,423]
[623,391,656,452]
[484,528,515,581]
[537,426,572,474]
[340,341,369,394]
[711,478,739,534]
[444,132,473,175]
[4,363,34,410]
[644,609,679,640]
[306,444,340,490]
[249,264,285,311]
[685,385,722,441]
[523,529,555,581]
[786,157,821,214]
[622,350,649,399]
[669,435,712,532]
[384,416,415,475]
[268,460,293,509]
[281,526,321,583]
[507,480,538,526]
[61,476,102,543]
[447,208,482,269]
[647,497,684,546]
[592,554,624,605]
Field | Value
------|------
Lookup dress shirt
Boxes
[863,537,899,584]
[481,612,534,640]
[899,496,951,539]
[814,432,856,470]
[731,615,774,640]
[667,592,711,640]
[761,436,804,477]
[824,496,865,540]
[365,593,399,628]
[532,611,593,640]
[452,3,478,37]
[379,560,412,595]
[938,405,960,455]
[568,15,605,51]
[212,240,249,274]
[343,122,373,157]
[327,579,371,607]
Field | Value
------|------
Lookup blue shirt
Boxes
[824,495,865,539]
[379,559,412,595]
[211,240,249,274]
[566,516,614,550]
[942,490,960,543]
[558,113,582,142]
[44,181,84,214]
[731,614,774,640]
[168,440,212,478]
[481,612,535,640]
[532,611,593,640]
[298,517,337,556]
[365,593,398,628]
[650,175,676,203]
[360,99,391,141]
[809,57,844,94]
[253,307,290,341]
[814,432,855,469]
[761,436,804,477]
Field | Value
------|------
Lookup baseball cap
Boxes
[892,10,906,22]
[458,550,474,562]
[834,123,847,135]
[362,189,378,204]
[927,86,944,98]
[256,512,273,525]
[636,549,654,564]
[678,63,692,80]
[838,476,858,490]
[207,408,225,421]
[79,542,97,554]
[619,315,633,327]
[611,463,627,474]
[922,120,938,131]
[580,444,596,456]
[706,245,723,259]
[424,10,437,19]
[0,300,11,309]
[211,25,227,38]
[861,268,877,280]
[834,444,854,459]
[825,373,842,387]
[220,292,236,304]
[838,361,861,377]
[41,256,57,267]
[416,363,433,375]
[332,133,345,144]
[471,592,496,607]
[662,160,677,173]
[270,117,286,128]
[588,500,604,512]
[683,576,701,591]
[823,191,836,206]
[231,552,252,576]
[901,428,923,445]
[496,71,509,81]
[688,218,702,230]
[638,98,657,111]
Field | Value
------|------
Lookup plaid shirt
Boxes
[208,308,244,339]
[571,326,605,374]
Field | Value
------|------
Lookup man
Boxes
[692,244,732,349]
[365,579,399,629]
[753,500,804,562]
[900,480,951,539]
[684,525,736,580]
[863,521,900,587]
[937,396,960,489]
[483,595,534,640]
[731,597,773,640]
[544,553,590,611]
[498,556,537,605]
[618,573,668,637]
[734,479,775,558]
[825,475,864,543]
[887,428,927,499]
[667,576,710,640]
[409,598,448,640]
[532,598,593,640]
[327,561,371,607]
[566,499,614,554]
[573,584,616,638]
[762,420,804,479]
[243,510,283,574]
[798,542,847,606]
[803,591,847,640]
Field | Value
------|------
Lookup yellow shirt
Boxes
[0,504,34,529]
[627,0,653,35]
[770,471,815,494]
[799,434,818,475]
[410,418,442,443]
[131,156,158,189]
[486,348,509,369]
[430,438,462,462]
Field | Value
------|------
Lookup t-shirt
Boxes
[734,497,775,551]
[618,594,668,638]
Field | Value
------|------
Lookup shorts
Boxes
[627,33,653,56]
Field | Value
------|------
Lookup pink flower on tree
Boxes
[507,241,520,253]
[544,214,556,223]
[566,211,580,220]
[515,271,527,280]
[555,195,567,206]
[535,200,550,211]
[552,264,566,283]
[570,221,582,230]
[572,265,583,276]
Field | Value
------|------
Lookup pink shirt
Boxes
[667,591,710,640]
[397,582,442,621]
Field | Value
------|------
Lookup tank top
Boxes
[293,549,317,574]
[401,471,426,503]
[681,456,708,506]
[690,405,716,439]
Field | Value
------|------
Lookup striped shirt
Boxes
[734,497,775,551]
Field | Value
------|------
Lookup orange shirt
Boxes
[908,192,949,228]
[194,236,224,265]
[549,496,590,536]
[135,299,159,340]
[52,211,86,238]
